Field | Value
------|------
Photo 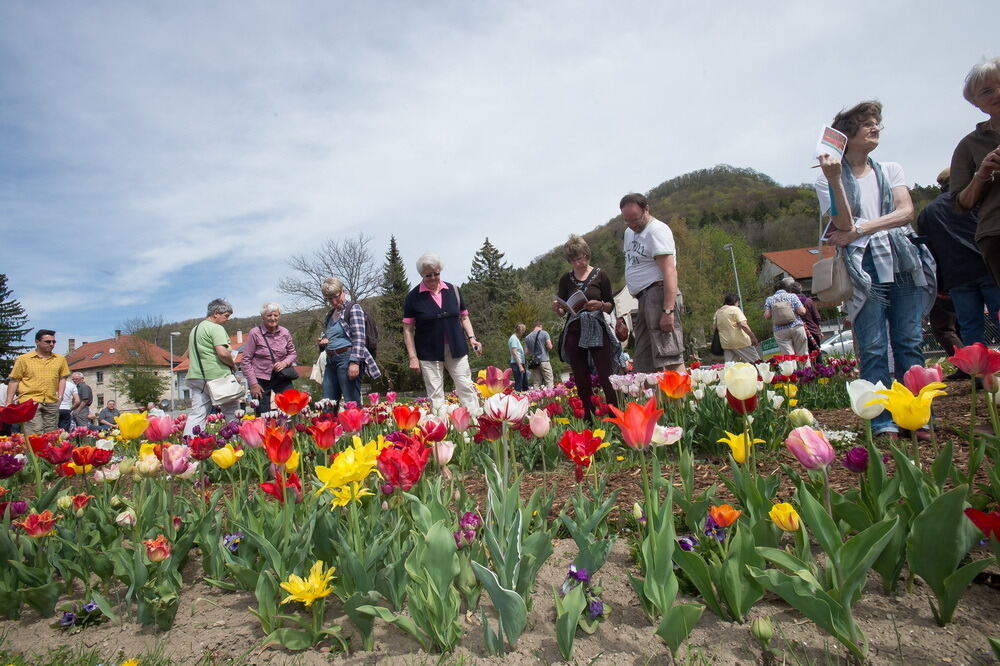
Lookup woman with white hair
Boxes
[241,302,298,415]
[951,57,1000,290]
[402,253,483,417]
[318,277,380,409]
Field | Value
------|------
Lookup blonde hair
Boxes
[321,277,344,299]
[563,234,591,262]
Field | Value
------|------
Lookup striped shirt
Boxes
[9,351,71,403]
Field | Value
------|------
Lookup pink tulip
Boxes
[483,393,530,424]
[385,391,397,403]
[238,418,266,448]
[949,343,1000,377]
[449,407,472,432]
[528,409,551,438]
[784,426,835,470]
[419,415,448,442]
[161,445,194,476]
[433,440,455,466]
[902,364,944,396]
[368,393,381,405]
[144,415,175,442]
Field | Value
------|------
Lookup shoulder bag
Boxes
[811,247,853,305]
[192,323,245,405]
[526,332,542,370]
[259,326,299,383]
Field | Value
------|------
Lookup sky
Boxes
[1,1,996,354]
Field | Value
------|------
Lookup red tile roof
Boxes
[172,333,246,373]
[67,335,178,371]
[761,246,836,279]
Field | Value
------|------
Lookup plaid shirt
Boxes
[9,351,71,403]
[328,303,381,379]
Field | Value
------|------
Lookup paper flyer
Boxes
[815,125,847,160]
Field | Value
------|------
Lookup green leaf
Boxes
[796,480,842,558]
[344,591,380,650]
[655,603,704,657]
[554,584,587,660]
[21,581,60,617]
[906,485,972,602]
[89,591,117,623]
[672,548,726,620]
[266,628,316,651]
[988,637,1000,660]
[355,604,428,651]
[472,561,527,647]
[836,517,897,607]
[931,440,954,489]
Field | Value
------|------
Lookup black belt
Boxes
[329,345,351,354]
[636,281,663,298]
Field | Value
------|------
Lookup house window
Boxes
[96,371,104,384]
[129,350,140,358]
[91,352,103,360]
[97,394,105,407]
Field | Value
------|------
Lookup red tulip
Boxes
[708,504,742,527]
[144,415,175,442]
[658,371,692,399]
[448,407,472,432]
[726,390,758,415]
[306,420,343,450]
[143,534,172,562]
[0,400,38,425]
[71,446,112,468]
[557,429,605,481]
[603,397,663,450]
[14,509,59,537]
[473,416,503,443]
[902,364,944,396]
[964,508,1000,540]
[263,426,294,465]
[392,405,422,430]
[337,407,368,433]
[32,438,74,465]
[275,388,311,416]
[71,494,94,512]
[377,438,431,492]
[949,343,1000,377]
[189,436,217,461]
[418,415,448,442]
[260,471,303,503]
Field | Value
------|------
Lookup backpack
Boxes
[771,298,796,326]
[325,304,379,359]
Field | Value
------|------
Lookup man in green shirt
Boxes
[184,298,239,436]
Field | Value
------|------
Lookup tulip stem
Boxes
[986,390,1000,438]
[909,431,920,471]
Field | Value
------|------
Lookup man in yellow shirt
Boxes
[5,329,71,435]
[713,295,760,363]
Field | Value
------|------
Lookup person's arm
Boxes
[763,298,772,321]
[71,392,81,411]
[585,271,614,313]
[57,377,67,405]
[459,313,482,354]
[276,328,296,370]
[738,320,758,344]
[241,330,260,392]
[817,155,854,232]
[545,333,553,351]
[346,305,365,380]
[656,254,678,332]
[957,144,1000,211]
[403,322,420,372]
[827,186,914,247]
[5,379,18,405]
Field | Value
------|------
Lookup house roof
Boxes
[67,335,178,371]
[760,246,836,279]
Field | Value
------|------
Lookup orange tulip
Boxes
[603,397,663,449]
[708,504,741,527]
[263,426,294,465]
[657,371,692,399]
[275,388,311,416]
[392,405,422,430]
[14,509,60,537]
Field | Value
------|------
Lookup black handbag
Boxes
[710,328,724,356]
[259,326,298,383]
[526,331,542,370]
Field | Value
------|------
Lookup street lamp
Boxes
[722,243,743,308]
[169,332,181,414]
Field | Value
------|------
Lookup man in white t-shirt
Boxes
[58,375,79,431]
[621,193,685,372]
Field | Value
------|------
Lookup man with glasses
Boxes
[4,329,71,435]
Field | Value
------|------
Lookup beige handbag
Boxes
[812,247,854,305]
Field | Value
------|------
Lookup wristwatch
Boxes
[662,308,675,315]
[853,221,866,236]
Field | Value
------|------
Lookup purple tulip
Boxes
[842,447,869,473]
[59,611,77,627]
[588,599,605,619]
[459,512,482,531]
[678,535,699,551]
[0,454,25,478]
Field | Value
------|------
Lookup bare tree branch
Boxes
[277,233,382,310]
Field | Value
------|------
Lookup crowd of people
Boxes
[3,58,999,440]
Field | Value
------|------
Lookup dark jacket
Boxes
[919,191,985,292]
[403,283,469,362]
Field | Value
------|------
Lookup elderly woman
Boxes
[241,302,298,416]
[951,58,1000,310]
[184,298,240,436]
[816,101,935,439]
[318,277,380,410]
[403,253,483,417]
[552,234,619,422]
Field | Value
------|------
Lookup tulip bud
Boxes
[115,509,137,527]
[118,458,135,475]
[788,408,815,427]
[110,495,125,508]
[632,502,644,522]
[750,616,773,647]
[56,495,73,511]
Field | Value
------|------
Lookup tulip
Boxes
[768,503,800,531]
[56,495,74,511]
[483,393,530,424]
[902,364,944,396]
[211,443,244,469]
[433,440,455,466]
[134,454,162,477]
[846,379,888,420]
[336,407,368,433]
[238,418,266,448]
[985,372,999,394]
[750,616,774,648]
[755,364,775,384]
[949,342,1000,377]
[418,415,448,442]
[865,380,947,433]
[115,412,149,440]
[842,447,869,473]
[724,363,759,400]
[726,390,758,415]
[0,500,28,519]
[557,429,607,481]
[14,510,59,537]
[143,534,172,563]
[71,494,93,515]
[0,453,25,478]
[767,391,785,409]
[162,445,194,476]
[657,371,692,399]
[603,397,663,450]
[144,415,175,442]
[367,392,381,405]
[263,426,294,465]
[527,409,551,438]
[788,407,815,427]
[784,426,835,469]
[475,365,513,398]
[285,449,300,471]
[717,431,764,464]
[392,405,423,430]
[708,504,741,527]
[71,445,112,468]
[448,407,472,432]
[115,509,137,527]
[189,436,217,460]
[0,399,38,425]
[92,463,121,483]
[651,425,683,446]
[964,508,1000,540]
[377,438,432,491]
[306,420,342,450]
[778,360,797,377]
[275,388,311,416]
[260,471,303,503]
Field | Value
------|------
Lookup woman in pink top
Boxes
[241,302,297,415]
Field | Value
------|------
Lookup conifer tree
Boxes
[0,274,31,377]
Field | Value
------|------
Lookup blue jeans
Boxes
[853,251,925,434]
[324,349,361,408]
[950,276,1000,347]
[510,362,528,392]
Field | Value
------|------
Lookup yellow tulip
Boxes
[138,442,157,459]
[211,443,244,469]
[285,449,300,472]
[865,380,947,432]
[325,482,374,508]
[717,431,764,464]
[116,412,150,440]
[279,560,335,607]
[769,502,800,531]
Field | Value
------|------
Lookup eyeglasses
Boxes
[860,120,884,131]
[423,272,441,278]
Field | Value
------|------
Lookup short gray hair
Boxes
[261,302,282,315]
[71,372,84,380]
[416,253,442,276]
[206,298,233,317]
[321,277,344,299]
[963,57,1000,104]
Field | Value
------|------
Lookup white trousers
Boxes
[419,344,483,417]
[184,379,240,436]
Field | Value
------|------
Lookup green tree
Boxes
[367,236,419,391]
[381,236,410,298]
[467,238,517,304]
[0,274,31,377]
